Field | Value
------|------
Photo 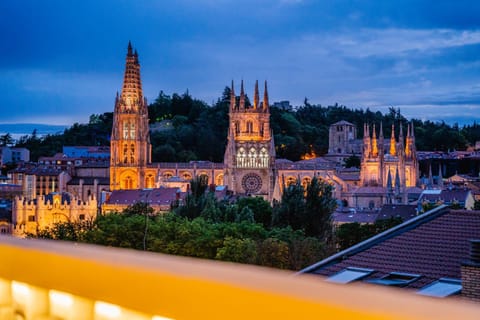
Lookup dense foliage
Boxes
[30,176,340,270]
[9,87,480,162]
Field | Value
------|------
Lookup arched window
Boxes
[123,144,128,163]
[234,121,240,135]
[123,176,133,189]
[286,176,296,186]
[130,144,135,164]
[246,121,253,133]
[182,172,192,181]
[123,122,129,139]
[146,174,155,188]
[259,148,268,168]
[163,172,173,180]
[130,122,135,139]
[236,147,246,168]
[248,148,257,167]
[216,174,224,186]
[302,176,312,190]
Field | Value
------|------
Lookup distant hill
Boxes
[0,123,68,138]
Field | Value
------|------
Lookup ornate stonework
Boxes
[223,80,276,200]
[110,42,156,190]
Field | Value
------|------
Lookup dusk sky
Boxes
[2,0,480,126]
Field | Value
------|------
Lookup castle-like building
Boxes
[11,43,422,235]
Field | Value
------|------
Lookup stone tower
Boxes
[110,42,156,190]
[328,120,357,154]
[223,80,276,200]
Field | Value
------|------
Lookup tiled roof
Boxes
[105,188,180,206]
[336,172,360,181]
[67,177,110,185]
[378,204,417,221]
[353,186,386,194]
[421,189,471,203]
[302,206,480,289]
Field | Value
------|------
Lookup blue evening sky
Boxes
[1,0,480,126]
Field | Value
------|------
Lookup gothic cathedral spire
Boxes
[390,124,396,156]
[254,80,259,109]
[263,80,269,112]
[110,42,154,191]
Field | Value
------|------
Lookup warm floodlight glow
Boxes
[49,290,73,308]
[95,301,122,318]
[11,281,30,298]
[152,316,174,320]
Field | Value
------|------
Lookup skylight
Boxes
[326,267,374,284]
[366,272,420,287]
[417,278,462,298]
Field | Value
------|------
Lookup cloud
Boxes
[323,28,480,58]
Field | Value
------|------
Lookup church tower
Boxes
[223,80,276,200]
[110,42,155,190]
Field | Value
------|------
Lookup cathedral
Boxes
[223,80,276,200]
[11,42,422,236]
[105,42,420,207]
[109,42,157,191]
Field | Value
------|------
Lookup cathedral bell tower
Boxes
[223,80,276,200]
[110,42,154,190]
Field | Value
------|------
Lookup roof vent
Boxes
[470,239,480,264]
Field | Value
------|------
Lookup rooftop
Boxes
[302,206,480,291]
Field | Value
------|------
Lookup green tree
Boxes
[236,197,273,228]
[216,237,257,264]
[0,133,14,146]
[304,177,337,239]
[272,177,337,239]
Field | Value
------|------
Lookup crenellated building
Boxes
[12,192,97,236]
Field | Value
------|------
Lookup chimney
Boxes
[461,239,480,301]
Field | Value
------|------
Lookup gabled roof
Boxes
[300,205,480,290]
[331,120,354,126]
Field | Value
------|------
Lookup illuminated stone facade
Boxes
[223,80,276,200]
[360,123,418,188]
[12,192,97,236]
[109,42,156,191]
